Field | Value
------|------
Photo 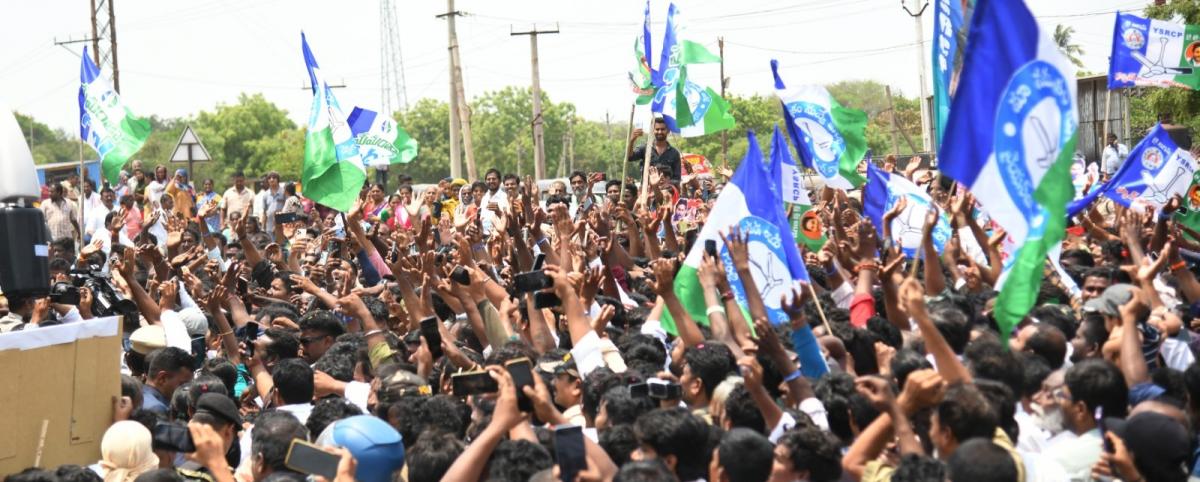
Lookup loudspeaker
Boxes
[0,207,51,297]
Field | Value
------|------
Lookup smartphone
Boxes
[328,238,343,255]
[554,425,587,482]
[704,239,717,258]
[451,370,499,397]
[419,316,444,360]
[450,266,471,285]
[505,357,535,413]
[151,422,195,453]
[532,253,547,271]
[244,321,259,358]
[285,439,340,480]
[534,291,561,309]
[1096,407,1113,453]
[514,270,553,293]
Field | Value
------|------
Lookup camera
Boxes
[49,267,138,319]
[629,378,682,400]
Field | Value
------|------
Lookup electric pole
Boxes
[438,1,472,178]
[901,0,931,153]
[512,24,559,181]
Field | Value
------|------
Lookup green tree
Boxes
[13,112,87,165]
[1054,24,1086,69]
[394,98,450,183]
[190,93,296,184]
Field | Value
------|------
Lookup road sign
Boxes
[169,125,211,177]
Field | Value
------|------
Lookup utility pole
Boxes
[558,133,568,178]
[901,0,931,153]
[884,85,919,154]
[512,24,559,181]
[438,1,469,178]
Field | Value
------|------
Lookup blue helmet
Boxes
[328,415,405,482]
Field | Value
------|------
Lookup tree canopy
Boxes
[15,80,922,187]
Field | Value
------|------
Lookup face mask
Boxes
[1031,403,1065,434]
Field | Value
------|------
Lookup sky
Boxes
[0,0,1145,136]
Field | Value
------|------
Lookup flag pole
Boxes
[638,113,655,208]
[806,281,831,335]
[78,140,85,255]
[619,104,636,208]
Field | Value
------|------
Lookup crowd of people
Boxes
[3,118,1200,482]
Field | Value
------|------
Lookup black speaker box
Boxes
[0,207,51,297]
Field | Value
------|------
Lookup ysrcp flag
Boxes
[346,107,419,169]
[771,60,868,190]
[768,126,825,252]
[1109,13,1200,89]
[79,47,150,185]
[300,33,365,213]
[664,131,809,334]
[1068,124,1196,216]
[648,3,735,137]
[939,0,1078,341]
[863,161,952,257]
[932,0,965,144]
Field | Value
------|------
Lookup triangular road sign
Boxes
[170,125,212,163]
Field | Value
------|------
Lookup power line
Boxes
[724,40,922,55]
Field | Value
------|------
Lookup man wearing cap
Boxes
[178,393,242,482]
[126,325,168,378]
[166,168,196,219]
[441,178,466,222]
[554,359,586,426]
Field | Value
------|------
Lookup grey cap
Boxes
[1081,283,1137,317]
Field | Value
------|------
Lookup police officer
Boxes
[177,393,242,482]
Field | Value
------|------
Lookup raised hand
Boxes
[854,375,897,413]
[780,286,809,330]
[898,277,927,319]
[646,258,678,297]
[883,196,908,224]
[896,368,947,415]
[721,226,750,272]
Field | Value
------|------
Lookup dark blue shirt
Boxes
[142,384,169,415]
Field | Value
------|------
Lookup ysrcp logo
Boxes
[1122,26,1146,50]
[653,68,712,122]
[720,215,794,325]
[1142,146,1163,170]
[994,59,1076,232]
[788,101,844,179]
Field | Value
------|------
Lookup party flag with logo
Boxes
[664,131,809,335]
[771,60,868,190]
[79,47,150,185]
[301,33,365,213]
[938,0,1078,341]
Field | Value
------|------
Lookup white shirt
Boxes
[478,189,509,234]
[1102,143,1129,175]
[84,203,113,239]
[145,179,168,205]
